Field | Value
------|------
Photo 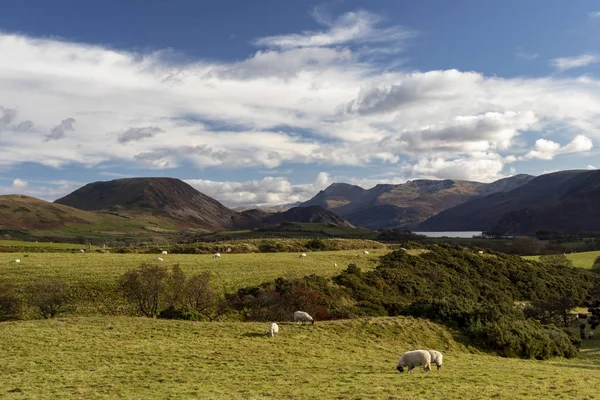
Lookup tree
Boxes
[120,264,169,317]
[512,236,543,255]
[166,264,186,308]
[27,279,71,319]
[184,272,227,320]
[538,254,573,268]
[524,296,576,327]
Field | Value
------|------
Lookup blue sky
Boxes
[0,0,599,206]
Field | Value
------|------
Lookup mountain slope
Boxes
[418,170,600,233]
[233,205,353,229]
[55,177,236,230]
[300,175,534,229]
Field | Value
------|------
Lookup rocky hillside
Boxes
[418,170,600,234]
[233,205,353,229]
[54,177,237,230]
[300,175,534,229]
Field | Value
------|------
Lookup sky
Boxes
[0,0,599,207]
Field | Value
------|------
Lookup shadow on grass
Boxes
[242,332,267,338]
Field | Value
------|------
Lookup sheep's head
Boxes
[311,319,315,325]
[397,365,404,373]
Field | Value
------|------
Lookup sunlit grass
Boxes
[0,316,598,399]
[524,250,600,269]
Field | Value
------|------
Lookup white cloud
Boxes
[185,172,333,207]
[526,135,593,160]
[516,47,538,60]
[12,178,28,189]
[254,10,415,50]
[550,54,599,71]
[0,12,600,184]
[587,164,597,170]
[589,11,600,18]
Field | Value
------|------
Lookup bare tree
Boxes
[28,279,71,319]
[120,264,169,317]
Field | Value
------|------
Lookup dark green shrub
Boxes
[305,239,327,251]
[158,306,195,320]
[119,264,169,317]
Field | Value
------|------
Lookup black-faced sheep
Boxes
[396,350,432,373]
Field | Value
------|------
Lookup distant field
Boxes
[524,250,600,269]
[0,240,100,250]
[0,316,598,399]
[0,250,391,316]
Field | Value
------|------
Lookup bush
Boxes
[592,256,600,273]
[119,264,169,317]
[0,283,21,321]
[305,239,327,251]
[158,306,195,320]
[539,254,573,268]
[27,279,71,319]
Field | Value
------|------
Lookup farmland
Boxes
[0,249,390,316]
[0,316,598,399]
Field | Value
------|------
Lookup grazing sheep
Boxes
[363,251,369,255]
[267,323,279,337]
[396,350,432,373]
[157,257,164,261]
[213,253,221,258]
[293,311,315,325]
[477,250,484,255]
[400,248,407,251]
[299,253,307,258]
[226,247,232,253]
[14,258,21,263]
[161,251,168,255]
[334,263,337,267]
[428,350,443,370]
[588,331,595,339]
[79,249,85,253]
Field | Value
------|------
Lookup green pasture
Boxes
[524,250,600,269]
[0,316,598,399]
[0,250,391,316]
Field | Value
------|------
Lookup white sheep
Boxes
[588,331,594,339]
[267,323,279,337]
[428,350,443,370]
[400,248,407,251]
[396,350,432,373]
[363,251,370,255]
[334,263,337,267]
[213,253,221,258]
[226,247,232,253]
[161,250,168,255]
[157,257,164,261]
[293,311,315,325]
[14,258,21,263]
[299,253,307,258]
[477,250,484,254]
[79,249,85,253]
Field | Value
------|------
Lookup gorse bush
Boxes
[230,244,598,359]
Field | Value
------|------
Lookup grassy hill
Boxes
[0,316,598,399]
[0,195,180,243]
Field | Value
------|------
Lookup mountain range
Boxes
[300,174,535,230]
[2,169,600,240]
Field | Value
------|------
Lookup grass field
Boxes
[524,250,600,269]
[0,316,598,399]
[0,250,391,316]
[0,240,101,250]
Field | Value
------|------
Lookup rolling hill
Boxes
[418,169,600,234]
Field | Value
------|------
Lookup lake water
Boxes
[413,231,483,238]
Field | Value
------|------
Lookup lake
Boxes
[413,231,483,238]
